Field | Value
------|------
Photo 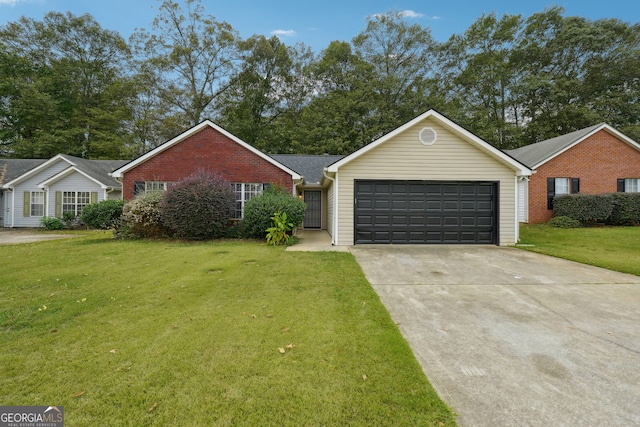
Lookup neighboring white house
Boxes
[1,154,127,228]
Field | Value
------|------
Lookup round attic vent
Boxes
[419,127,437,145]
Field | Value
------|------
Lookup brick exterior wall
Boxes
[528,129,640,223]
[121,126,294,200]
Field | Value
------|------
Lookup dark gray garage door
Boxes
[354,180,498,244]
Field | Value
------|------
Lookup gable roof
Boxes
[56,155,127,188]
[0,155,127,189]
[111,120,302,180]
[0,159,47,186]
[326,109,532,176]
[270,154,345,185]
[506,124,640,168]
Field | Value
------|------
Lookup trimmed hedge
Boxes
[548,215,582,228]
[609,193,640,225]
[242,188,306,239]
[553,193,640,225]
[553,194,613,223]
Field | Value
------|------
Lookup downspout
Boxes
[322,168,336,245]
[105,186,115,200]
[514,176,519,244]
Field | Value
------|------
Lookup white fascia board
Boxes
[110,120,302,180]
[39,166,109,189]
[2,154,72,188]
[327,110,533,176]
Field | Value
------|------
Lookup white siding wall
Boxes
[326,184,334,238]
[107,190,122,200]
[517,179,529,223]
[46,172,104,217]
[11,160,70,227]
[334,117,519,246]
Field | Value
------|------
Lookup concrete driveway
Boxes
[350,245,640,426]
[0,229,77,245]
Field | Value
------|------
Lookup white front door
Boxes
[4,191,12,227]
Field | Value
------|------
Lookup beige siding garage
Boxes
[326,111,531,246]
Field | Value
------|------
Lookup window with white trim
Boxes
[63,191,90,216]
[625,178,640,192]
[555,178,570,195]
[145,181,169,192]
[30,191,45,217]
[232,183,266,219]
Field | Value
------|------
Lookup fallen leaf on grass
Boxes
[109,349,117,354]
[50,329,58,334]
[281,327,290,333]
[147,402,157,413]
[285,343,295,349]
[72,391,86,398]
[251,314,257,319]
[278,347,285,354]
[362,374,367,381]
[266,314,273,318]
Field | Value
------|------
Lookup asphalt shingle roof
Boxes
[506,124,604,168]
[60,155,128,187]
[0,159,47,185]
[270,154,345,184]
[0,156,128,187]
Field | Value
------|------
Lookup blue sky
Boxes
[1,0,639,51]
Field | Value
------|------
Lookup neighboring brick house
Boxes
[507,124,640,224]
[110,120,302,219]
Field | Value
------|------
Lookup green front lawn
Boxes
[518,224,640,276]
[0,232,455,426]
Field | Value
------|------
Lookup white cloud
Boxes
[270,29,296,37]
[398,10,424,18]
[370,10,441,20]
[0,0,24,5]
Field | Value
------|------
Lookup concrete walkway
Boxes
[350,245,640,427]
[286,229,349,252]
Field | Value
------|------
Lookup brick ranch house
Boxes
[112,111,533,246]
[507,124,640,223]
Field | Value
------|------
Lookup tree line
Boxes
[1,0,639,159]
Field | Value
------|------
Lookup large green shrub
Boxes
[159,171,235,240]
[81,199,125,229]
[119,191,170,238]
[553,194,614,223]
[609,193,640,226]
[242,188,306,239]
